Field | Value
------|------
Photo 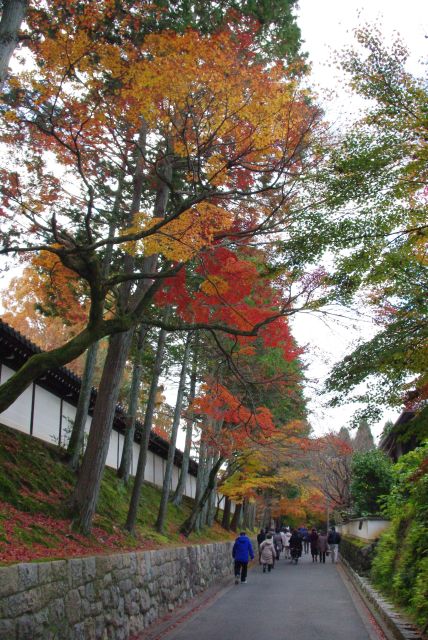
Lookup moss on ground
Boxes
[0,423,234,564]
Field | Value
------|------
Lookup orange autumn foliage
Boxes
[1,258,88,374]
[2,15,320,266]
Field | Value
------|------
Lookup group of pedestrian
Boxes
[232,525,342,584]
[300,525,341,563]
[256,526,296,571]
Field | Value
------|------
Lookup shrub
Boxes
[350,449,393,516]
[371,523,399,590]
[371,443,428,628]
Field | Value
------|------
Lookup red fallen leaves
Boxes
[0,501,150,565]
[19,486,64,506]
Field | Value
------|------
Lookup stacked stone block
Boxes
[0,542,234,639]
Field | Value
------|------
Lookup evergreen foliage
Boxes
[350,450,393,515]
[353,420,375,452]
[371,443,428,627]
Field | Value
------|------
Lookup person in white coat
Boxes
[259,533,276,573]
[282,528,291,559]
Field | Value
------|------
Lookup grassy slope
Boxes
[0,423,234,565]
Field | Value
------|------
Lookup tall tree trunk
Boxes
[242,497,250,530]
[221,496,232,530]
[263,506,272,530]
[67,181,123,471]
[70,329,134,533]
[180,456,224,537]
[67,341,98,470]
[124,326,167,534]
[155,333,191,533]
[198,452,212,530]
[117,324,148,483]
[193,439,207,532]
[230,503,242,532]
[0,0,27,90]
[70,125,171,535]
[215,494,224,523]
[247,502,255,531]
[172,337,197,506]
[206,453,219,527]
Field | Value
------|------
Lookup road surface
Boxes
[151,550,385,640]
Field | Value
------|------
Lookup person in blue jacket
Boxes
[232,531,254,584]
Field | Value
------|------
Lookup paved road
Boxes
[159,552,384,640]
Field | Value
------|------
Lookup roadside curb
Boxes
[339,556,425,640]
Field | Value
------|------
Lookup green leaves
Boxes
[350,450,393,516]
[321,27,428,416]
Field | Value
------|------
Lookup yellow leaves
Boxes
[205,154,228,187]
[32,248,80,295]
[10,17,317,200]
[39,29,95,77]
[122,203,233,262]
[115,28,308,167]
[2,110,18,123]
[200,275,229,296]
[412,231,428,265]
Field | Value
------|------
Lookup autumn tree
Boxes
[1,257,90,375]
[0,3,326,533]
[177,291,311,535]
[0,0,303,90]
[306,432,354,514]
[0,14,323,408]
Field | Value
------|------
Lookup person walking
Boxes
[232,531,254,584]
[309,528,319,562]
[327,526,341,563]
[283,528,291,559]
[303,528,310,554]
[280,528,288,558]
[298,526,309,553]
[289,528,303,563]
[318,530,329,563]
[257,528,266,552]
[273,528,283,560]
[259,533,276,573]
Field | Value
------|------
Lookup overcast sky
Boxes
[291,0,428,441]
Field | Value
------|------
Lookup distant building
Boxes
[379,407,427,462]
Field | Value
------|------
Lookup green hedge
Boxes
[370,444,428,629]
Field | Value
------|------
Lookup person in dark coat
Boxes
[232,531,254,584]
[309,527,319,562]
[257,528,266,551]
[289,528,302,561]
[298,526,309,553]
[318,530,329,563]
[327,526,341,563]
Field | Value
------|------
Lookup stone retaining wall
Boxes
[340,535,378,576]
[340,557,424,640]
[0,541,234,640]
